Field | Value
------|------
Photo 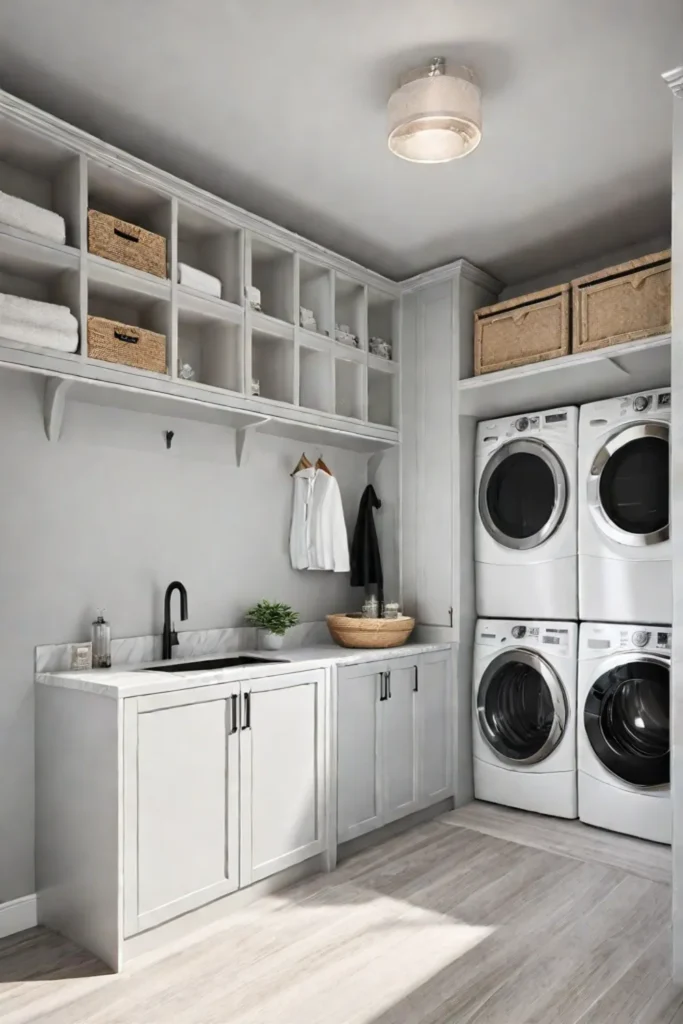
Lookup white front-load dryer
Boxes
[473,619,578,818]
[578,621,670,844]
[578,389,671,624]
[475,406,577,619]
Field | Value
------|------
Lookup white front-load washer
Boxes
[578,388,671,624]
[578,621,670,844]
[475,406,577,619]
[473,618,578,818]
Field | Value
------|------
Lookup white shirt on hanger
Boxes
[290,467,350,573]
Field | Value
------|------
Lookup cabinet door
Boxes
[417,650,454,806]
[415,281,455,627]
[337,661,384,842]
[381,658,419,823]
[240,670,326,887]
[123,682,240,936]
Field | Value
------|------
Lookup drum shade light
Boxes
[388,58,482,163]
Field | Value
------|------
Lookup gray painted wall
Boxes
[0,368,383,904]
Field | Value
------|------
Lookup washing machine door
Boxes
[584,655,670,787]
[477,649,568,766]
[588,422,669,546]
[479,439,568,550]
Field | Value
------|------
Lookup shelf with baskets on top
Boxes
[461,249,672,420]
[0,94,401,453]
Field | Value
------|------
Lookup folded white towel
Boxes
[0,190,66,246]
[0,293,78,332]
[0,320,78,354]
[178,263,222,299]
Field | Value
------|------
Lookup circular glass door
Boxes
[477,649,568,765]
[479,439,567,550]
[584,656,670,787]
[589,423,669,546]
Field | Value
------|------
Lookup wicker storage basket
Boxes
[571,249,671,354]
[87,316,167,374]
[88,210,167,278]
[474,284,570,375]
[327,614,416,649]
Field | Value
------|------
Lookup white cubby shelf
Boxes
[0,92,400,456]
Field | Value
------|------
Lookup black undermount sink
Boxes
[145,655,288,673]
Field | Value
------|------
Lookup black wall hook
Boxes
[164,430,174,449]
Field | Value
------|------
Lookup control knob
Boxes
[516,417,529,432]
[632,395,650,412]
[632,630,650,648]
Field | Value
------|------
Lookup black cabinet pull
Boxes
[379,671,387,701]
[242,691,251,729]
[230,693,238,734]
[386,671,392,700]
[414,667,419,692]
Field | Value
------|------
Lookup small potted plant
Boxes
[246,600,300,651]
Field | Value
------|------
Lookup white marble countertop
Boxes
[36,643,452,699]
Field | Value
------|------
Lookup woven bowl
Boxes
[326,613,416,649]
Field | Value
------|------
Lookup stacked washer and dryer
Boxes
[472,390,671,843]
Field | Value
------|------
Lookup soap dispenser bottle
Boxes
[92,612,112,669]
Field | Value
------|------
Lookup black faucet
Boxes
[162,581,188,660]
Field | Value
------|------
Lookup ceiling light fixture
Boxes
[388,58,482,163]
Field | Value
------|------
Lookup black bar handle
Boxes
[379,672,387,701]
[386,670,392,700]
[242,691,251,729]
[114,330,139,344]
[414,666,419,693]
[114,227,140,243]
[230,693,238,734]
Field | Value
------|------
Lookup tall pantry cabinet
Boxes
[667,65,683,983]
[400,260,498,805]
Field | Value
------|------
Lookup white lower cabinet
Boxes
[123,670,325,936]
[240,672,326,886]
[337,648,452,843]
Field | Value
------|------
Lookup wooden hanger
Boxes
[315,455,332,475]
[291,452,312,476]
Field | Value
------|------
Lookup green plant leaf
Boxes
[245,600,300,636]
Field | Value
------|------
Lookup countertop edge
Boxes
[35,643,454,698]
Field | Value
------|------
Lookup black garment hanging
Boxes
[350,485,384,601]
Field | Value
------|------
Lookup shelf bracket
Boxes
[367,446,395,480]
[606,356,632,378]
[235,417,271,468]
[44,377,72,442]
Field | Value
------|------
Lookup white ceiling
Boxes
[0,0,680,284]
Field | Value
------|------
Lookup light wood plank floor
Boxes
[1,803,679,1024]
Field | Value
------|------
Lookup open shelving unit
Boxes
[458,333,672,419]
[0,94,401,456]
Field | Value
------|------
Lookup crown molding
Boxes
[399,258,500,295]
[663,67,683,97]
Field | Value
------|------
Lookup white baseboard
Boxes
[0,894,37,939]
